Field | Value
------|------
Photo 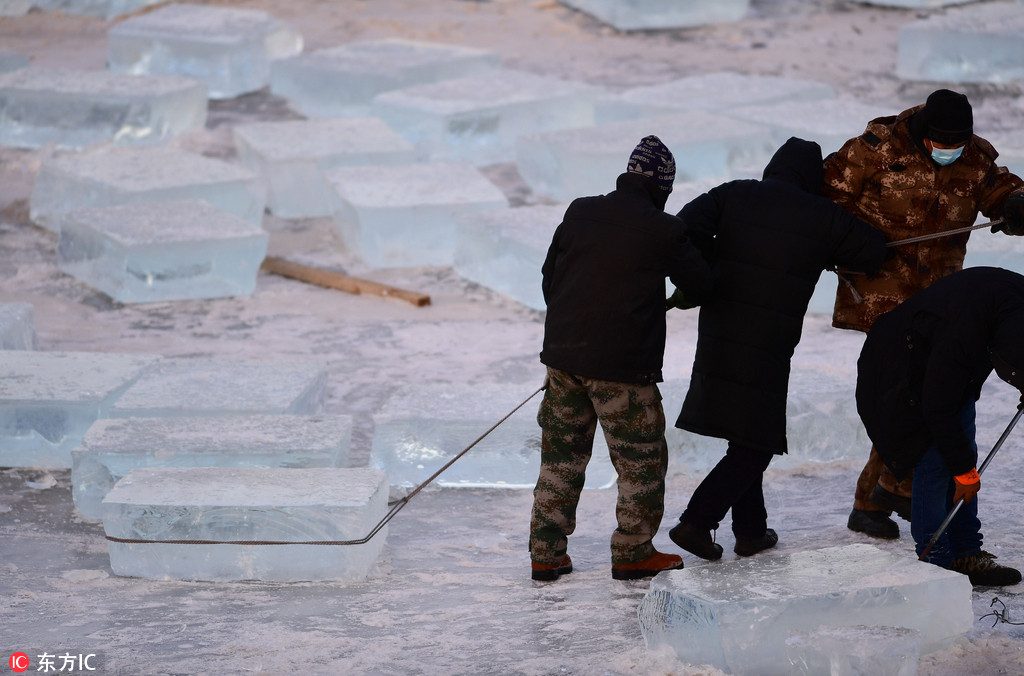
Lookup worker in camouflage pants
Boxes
[530,368,669,570]
[529,135,711,581]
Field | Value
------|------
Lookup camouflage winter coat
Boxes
[822,103,1024,332]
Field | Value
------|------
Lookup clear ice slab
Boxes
[786,624,922,676]
[371,382,616,496]
[596,72,834,124]
[102,467,388,582]
[109,357,328,418]
[862,0,981,7]
[33,0,165,20]
[107,3,303,99]
[516,112,776,202]
[371,69,602,165]
[55,200,268,303]
[326,161,507,268]
[0,351,161,468]
[271,38,500,118]
[233,117,416,218]
[559,0,749,31]
[637,544,973,675]
[72,414,353,519]
[30,146,265,232]
[897,3,1024,84]
[0,50,30,72]
[0,67,207,149]
[0,302,37,350]
[454,204,566,311]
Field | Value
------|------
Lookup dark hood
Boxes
[761,136,824,195]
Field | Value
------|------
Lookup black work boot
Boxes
[870,485,912,521]
[847,508,899,539]
[734,528,779,557]
[950,551,1022,587]
[669,522,723,561]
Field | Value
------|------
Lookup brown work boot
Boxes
[669,521,724,560]
[531,555,573,581]
[611,550,684,580]
[950,551,1022,587]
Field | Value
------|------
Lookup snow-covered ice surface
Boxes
[3,1,1024,674]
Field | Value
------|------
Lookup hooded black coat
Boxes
[675,137,888,454]
[856,266,1024,480]
[540,172,712,384]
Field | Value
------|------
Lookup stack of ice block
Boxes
[516,112,776,202]
[0,67,207,149]
[897,3,1024,83]
[637,544,973,675]
[103,467,388,582]
[559,0,749,30]
[72,414,353,518]
[371,69,603,165]
[454,204,566,311]
[0,302,37,350]
[371,381,616,496]
[107,3,303,100]
[595,72,835,124]
[723,98,892,156]
[233,118,416,218]
[109,357,328,418]
[325,161,507,268]
[33,0,164,19]
[0,351,161,468]
[55,200,269,303]
[786,624,922,676]
[30,146,266,231]
[0,50,30,72]
[271,39,500,118]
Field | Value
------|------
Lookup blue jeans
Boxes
[912,400,982,568]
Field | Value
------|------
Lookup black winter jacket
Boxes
[540,172,712,384]
[676,137,887,454]
[856,266,1024,480]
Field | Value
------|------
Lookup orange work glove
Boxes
[953,468,981,504]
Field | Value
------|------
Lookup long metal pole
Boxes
[887,219,1003,248]
[919,402,1024,561]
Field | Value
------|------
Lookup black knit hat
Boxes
[922,89,973,145]
[627,135,675,192]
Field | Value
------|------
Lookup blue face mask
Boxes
[931,145,964,166]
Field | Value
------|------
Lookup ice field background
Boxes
[4,0,1024,674]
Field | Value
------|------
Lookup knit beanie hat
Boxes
[921,89,973,145]
[627,135,675,192]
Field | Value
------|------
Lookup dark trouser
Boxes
[680,441,774,539]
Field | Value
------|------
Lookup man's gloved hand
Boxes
[992,194,1024,235]
[953,468,981,504]
[666,287,698,311]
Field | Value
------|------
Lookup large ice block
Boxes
[55,200,268,303]
[72,414,352,519]
[0,351,161,468]
[103,467,388,582]
[109,357,328,418]
[270,39,500,118]
[0,50,30,72]
[559,0,749,30]
[0,67,207,149]
[723,98,894,156]
[233,117,416,218]
[637,544,973,675]
[596,72,834,124]
[0,302,36,350]
[29,146,265,232]
[371,382,616,496]
[786,625,922,676]
[516,112,776,202]
[107,3,303,99]
[371,69,602,165]
[326,161,507,268]
[454,205,565,311]
[897,4,1024,83]
[33,0,164,20]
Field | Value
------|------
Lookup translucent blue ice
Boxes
[33,0,164,20]
[0,50,29,70]
[560,0,749,30]
[786,624,921,676]
[0,302,36,350]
